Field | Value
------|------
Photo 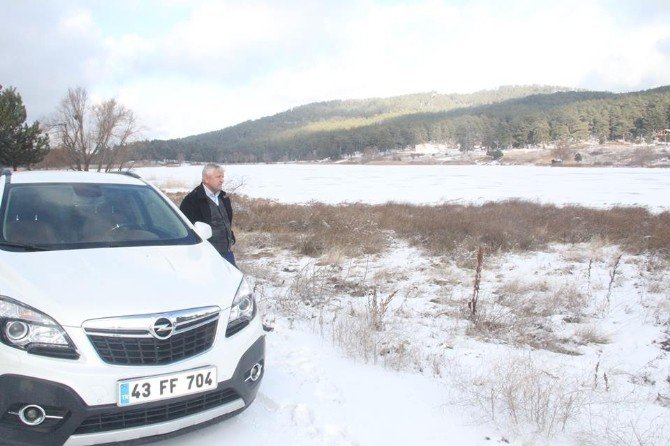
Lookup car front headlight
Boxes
[0,296,79,359]
[226,277,257,337]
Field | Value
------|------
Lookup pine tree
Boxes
[0,86,49,170]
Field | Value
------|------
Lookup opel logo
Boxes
[150,317,175,340]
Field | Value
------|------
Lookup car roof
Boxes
[5,170,146,186]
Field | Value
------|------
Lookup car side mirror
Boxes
[193,221,213,240]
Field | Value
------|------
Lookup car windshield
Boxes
[0,183,198,251]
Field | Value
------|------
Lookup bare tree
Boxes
[49,87,139,171]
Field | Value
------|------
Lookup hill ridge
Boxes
[131,85,670,163]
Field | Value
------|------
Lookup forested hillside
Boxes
[130,85,670,163]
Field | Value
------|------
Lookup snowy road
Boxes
[156,326,491,446]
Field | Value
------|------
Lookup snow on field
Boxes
[234,241,669,446]
[143,164,669,445]
[135,164,670,212]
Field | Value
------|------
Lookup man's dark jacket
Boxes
[179,184,235,245]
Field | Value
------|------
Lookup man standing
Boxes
[180,164,236,266]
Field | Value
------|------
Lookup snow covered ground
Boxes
[158,322,491,446]
[140,165,669,446]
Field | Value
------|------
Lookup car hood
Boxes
[0,243,243,327]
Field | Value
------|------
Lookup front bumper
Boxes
[0,336,265,446]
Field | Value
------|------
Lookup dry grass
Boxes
[574,325,611,345]
[377,200,670,257]
[465,356,585,438]
[496,282,586,317]
[468,279,587,354]
[496,279,550,296]
[165,193,670,259]
[236,197,389,257]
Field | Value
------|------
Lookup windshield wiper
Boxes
[0,241,51,251]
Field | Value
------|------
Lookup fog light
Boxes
[19,405,46,426]
[5,321,29,341]
[246,363,263,382]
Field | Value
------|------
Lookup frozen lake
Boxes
[135,164,670,212]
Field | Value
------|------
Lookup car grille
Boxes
[74,387,239,435]
[84,308,220,365]
[87,320,218,365]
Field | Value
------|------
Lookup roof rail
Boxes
[1,168,11,184]
[112,162,141,179]
[113,170,142,179]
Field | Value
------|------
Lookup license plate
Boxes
[117,366,217,406]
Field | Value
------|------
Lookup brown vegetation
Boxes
[166,193,670,259]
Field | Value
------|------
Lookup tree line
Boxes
[3,84,670,169]
[131,86,670,163]
[0,85,138,171]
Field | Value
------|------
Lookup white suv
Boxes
[0,170,264,446]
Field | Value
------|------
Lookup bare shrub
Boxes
[330,311,377,363]
[330,306,418,369]
[496,281,586,318]
[233,232,277,259]
[544,283,588,316]
[629,147,657,167]
[496,279,550,298]
[318,246,346,266]
[469,246,484,318]
[472,280,586,354]
[646,280,664,294]
[465,304,515,341]
[552,142,574,163]
[577,409,670,446]
[574,325,611,345]
[372,267,409,284]
[274,262,333,317]
[286,263,331,306]
[607,253,623,303]
[656,302,670,329]
[377,338,422,371]
[466,356,584,438]
[366,288,398,331]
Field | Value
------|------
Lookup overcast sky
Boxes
[2,0,669,140]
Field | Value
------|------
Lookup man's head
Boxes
[202,164,224,193]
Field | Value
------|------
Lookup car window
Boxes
[0,183,196,251]
[135,188,190,237]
